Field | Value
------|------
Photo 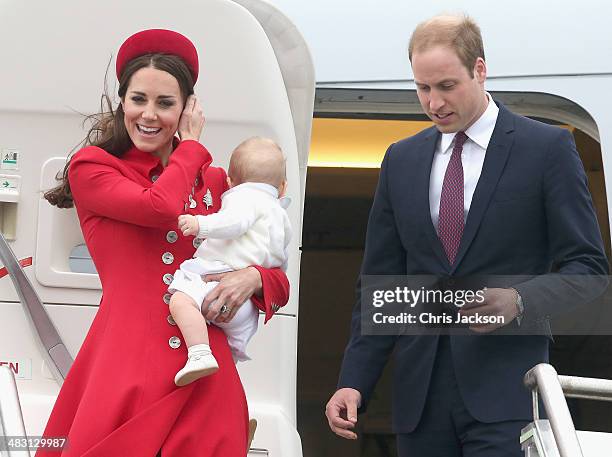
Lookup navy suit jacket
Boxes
[337,103,608,433]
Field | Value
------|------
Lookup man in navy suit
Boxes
[325,14,608,456]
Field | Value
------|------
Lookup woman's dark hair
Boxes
[44,53,194,208]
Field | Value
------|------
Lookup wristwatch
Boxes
[511,288,524,325]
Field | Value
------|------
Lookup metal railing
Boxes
[0,366,31,457]
[0,233,73,385]
[523,363,612,457]
[557,374,612,402]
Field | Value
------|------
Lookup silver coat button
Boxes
[163,293,172,305]
[167,315,177,326]
[166,231,178,243]
[272,303,280,313]
[163,273,174,285]
[193,238,203,249]
[162,252,174,265]
[151,175,159,182]
[169,336,181,349]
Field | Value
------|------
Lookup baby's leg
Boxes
[214,298,259,362]
[169,290,219,386]
[169,291,209,347]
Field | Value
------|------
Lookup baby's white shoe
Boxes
[175,344,219,386]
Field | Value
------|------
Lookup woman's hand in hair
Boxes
[178,94,205,142]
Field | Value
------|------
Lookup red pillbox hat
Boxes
[116,29,199,83]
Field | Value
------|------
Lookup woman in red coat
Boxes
[38,29,289,457]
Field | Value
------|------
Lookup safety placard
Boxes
[0,176,19,190]
[1,149,19,170]
[0,174,20,203]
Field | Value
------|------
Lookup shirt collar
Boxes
[439,92,500,154]
[222,182,280,199]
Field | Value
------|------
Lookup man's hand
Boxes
[459,287,520,333]
[325,388,362,440]
[202,267,262,323]
[178,214,199,236]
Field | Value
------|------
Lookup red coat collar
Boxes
[122,146,162,176]
[121,136,183,179]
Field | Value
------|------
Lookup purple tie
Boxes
[438,131,468,265]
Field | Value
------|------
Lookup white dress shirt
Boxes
[429,93,499,232]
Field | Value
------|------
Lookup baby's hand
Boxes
[178,214,200,236]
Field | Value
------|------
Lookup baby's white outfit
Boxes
[168,182,291,361]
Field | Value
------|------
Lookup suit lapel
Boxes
[450,104,516,273]
[414,128,452,269]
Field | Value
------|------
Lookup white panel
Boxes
[268,0,612,82]
[36,158,100,290]
[577,430,612,457]
[247,406,303,456]
[0,302,96,435]
[238,315,298,420]
[0,112,102,305]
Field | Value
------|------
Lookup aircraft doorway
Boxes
[297,109,612,457]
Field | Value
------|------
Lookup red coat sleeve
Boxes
[69,140,211,228]
[251,266,290,324]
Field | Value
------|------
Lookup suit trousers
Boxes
[397,336,527,457]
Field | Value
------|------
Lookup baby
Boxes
[168,137,291,386]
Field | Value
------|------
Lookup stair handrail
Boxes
[0,233,73,385]
[524,363,584,457]
[0,365,31,457]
